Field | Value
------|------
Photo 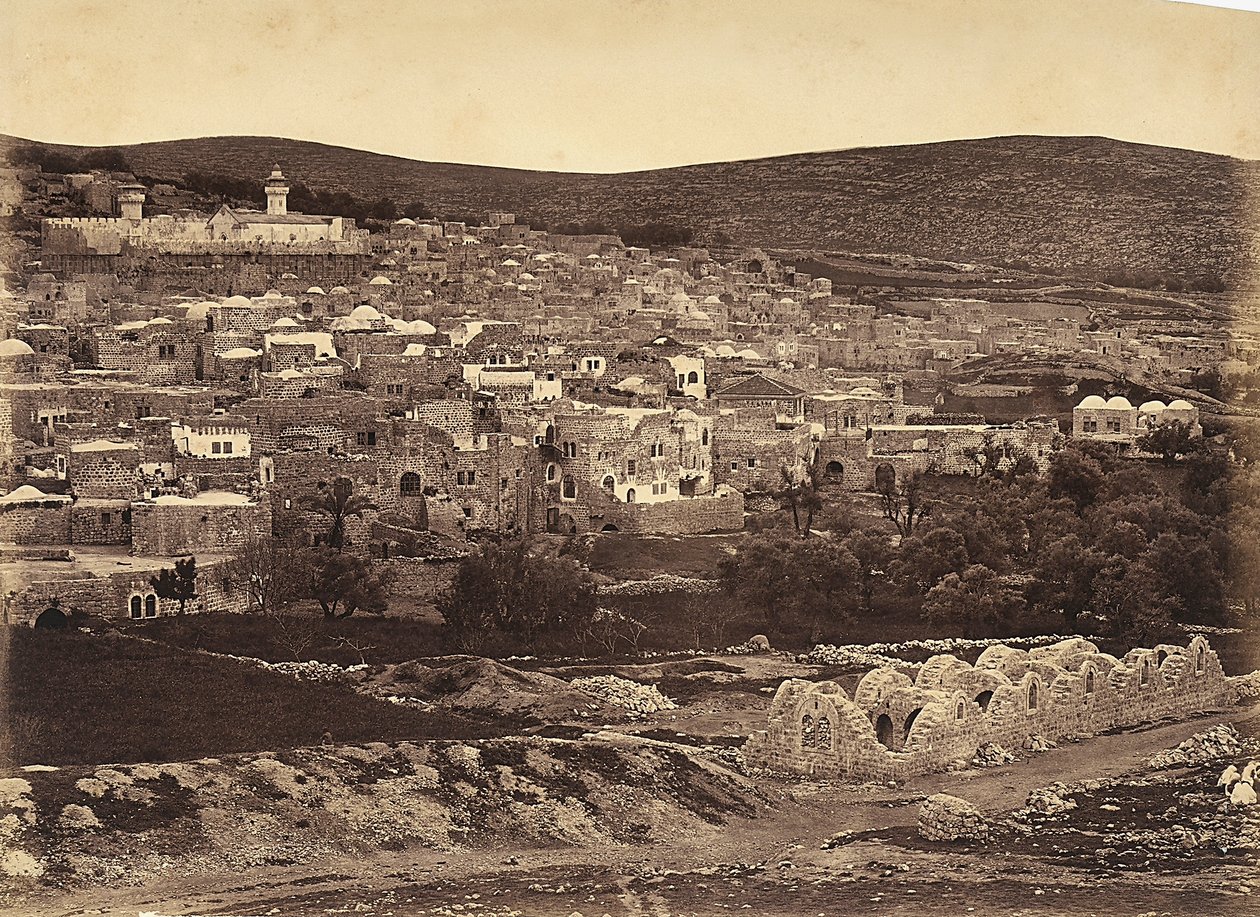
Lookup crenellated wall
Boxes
[744,637,1231,781]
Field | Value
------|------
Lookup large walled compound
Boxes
[744,637,1231,781]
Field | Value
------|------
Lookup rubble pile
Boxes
[1229,670,1260,703]
[802,633,1069,667]
[570,675,679,715]
[1147,724,1242,769]
[1024,785,1079,816]
[971,743,1016,768]
[724,634,772,655]
[597,574,721,596]
[917,793,990,842]
[258,660,370,683]
[1024,734,1056,753]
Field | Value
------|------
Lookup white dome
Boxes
[0,338,35,357]
[1138,400,1166,413]
[330,286,350,294]
[1167,399,1194,411]
[703,295,722,304]
[519,272,535,281]
[305,286,326,295]
[263,289,283,299]
[1077,394,1107,409]
[738,348,761,359]
[329,316,369,332]
[501,259,521,267]
[394,217,417,225]
[716,344,737,356]
[147,317,173,325]
[272,317,299,328]
[407,320,437,335]
[1104,395,1133,410]
[368,275,392,285]
[349,304,383,321]
[220,347,261,359]
[222,295,253,308]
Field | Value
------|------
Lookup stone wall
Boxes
[129,496,271,556]
[744,636,1230,781]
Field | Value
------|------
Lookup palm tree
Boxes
[301,477,376,551]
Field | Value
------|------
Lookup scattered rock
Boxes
[971,743,1016,768]
[917,793,989,842]
[1148,725,1241,769]
[570,675,678,715]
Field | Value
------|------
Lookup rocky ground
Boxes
[2,646,1257,916]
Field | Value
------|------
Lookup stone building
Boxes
[745,637,1229,781]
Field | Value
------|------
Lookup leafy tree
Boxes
[303,548,390,619]
[1047,447,1106,511]
[877,469,932,537]
[719,534,798,626]
[224,535,304,616]
[774,463,824,537]
[1087,556,1176,644]
[151,557,198,615]
[301,477,377,551]
[794,539,861,641]
[1136,421,1200,465]
[897,526,969,591]
[438,539,598,652]
[1028,534,1107,627]
[402,200,434,220]
[839,530,894,614]
[922,564,1023,638]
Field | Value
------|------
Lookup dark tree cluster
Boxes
[7,144,132,174]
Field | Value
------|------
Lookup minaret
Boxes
[117,183,145,221]
[265,164,289,215]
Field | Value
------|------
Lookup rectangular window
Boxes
[101,511,111,526]
[747,457,757,468]
[457,471,466,485]
[467,470,476,484]
[212,442,222,454]
[627,459,636,475]
[223,441,233,454]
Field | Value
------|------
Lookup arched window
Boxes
[800,714,815,748]
[1195,644,1206,675]
[602,475,615,492]
[1027,681,1039,710]
[562,476,576,500]
[1085,669,1096,695]
[956,700,966,722]
[625,488,636,503]
[874,462,896,491]
[687,371,699,384]
[546,463,557,482]
[130,595,143,619]
[144,594,157,618]
[702,429,709,446]
[816,716,832,750]
[399,472,422,497]
[1139,658,1151,686]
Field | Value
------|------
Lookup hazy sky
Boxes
[2,0,1258,172]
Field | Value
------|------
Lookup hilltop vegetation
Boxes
[3,133,1255,286]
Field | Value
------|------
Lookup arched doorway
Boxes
[874,462,896,491]
[975,690,994,712]
[625,488,636,503]
[600,523,620,533]
[902,708,923,745]
[825,460,844,478]
[35,606,68,630]
[874,713,894,748]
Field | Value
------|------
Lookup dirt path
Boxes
[24,705,1260,917]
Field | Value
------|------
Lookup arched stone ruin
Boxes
[744,637,1230,781]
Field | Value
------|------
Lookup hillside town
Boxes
[0,160,1240,627]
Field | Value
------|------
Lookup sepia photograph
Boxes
[0,0,1258,914]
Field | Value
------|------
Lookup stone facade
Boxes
[744,637,1230,781]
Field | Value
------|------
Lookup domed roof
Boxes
[305,286,326,295]
[185,301,214,320]
[703,294,722,304]
[501,259,521,267]
[349,304,383,321]
[330,286,350,294]
[715,344,737,356]
[519,272,535,281]
[368,275,392,285]
[1138,400,1167,413]
[272,317,299,328]
[1105,395,1133,410]
[223,295,253,308]
[0,338,35,357]
[407,319,437,335]
[1077,394,1107,408]
[670,291,693,303]
[1167,399,1194,411]
[738,348,761,359]
[263,289,283,299]
[687,310,712,322]
[329,316,369,332]
[394,217,417,225]
[147,316,173,325]
[220,347,262,359]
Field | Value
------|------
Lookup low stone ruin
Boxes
[917,793,989,841]
[570,674,678,715]
[744,636,1230,781]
